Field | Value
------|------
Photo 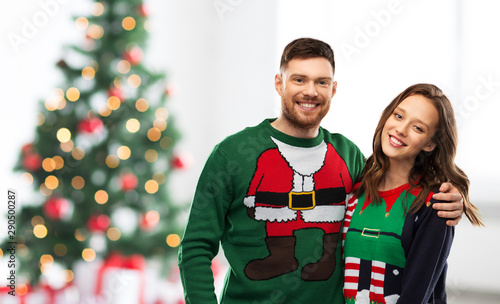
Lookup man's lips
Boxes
[389,135,406,147]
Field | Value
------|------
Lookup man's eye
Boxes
[295,78,304,83]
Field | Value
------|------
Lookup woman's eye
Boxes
[414,126,423,132]
[394,113,402,119]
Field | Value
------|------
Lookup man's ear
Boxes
[275,73,283,96]
[331,81,338,97]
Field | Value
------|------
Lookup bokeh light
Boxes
[145,149,158,163]
[95,190,109,204]
[54,243,68,257]
[33,224,48,238]
[166,234,181,247]
[155,108,169,121]
[82,66,96,80]
[117,60,131,74]
[72,147,85,160]
[60,140,74,152]
[87,24,104,39]
[31,215,45,226]
[135,98,149,112]
[107,227,121,241]
[147,128,161,142]
[126,118,140,133]
[42,158,56,172]
[75,17,89,30]
[75,229,87,242]
[82,248,96,262]
[128,74,141,88]
[105,154,120,168]
[92,2,105,16]
[107,96,121,110]
[122,16,136,31]
[117,146,131,160]
[45,175,59,190]
[145,180,159,194]
[57,128,71,143]
[66,87,80,102]
[72,176,85,190]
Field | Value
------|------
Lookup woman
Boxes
[342,83,483,304]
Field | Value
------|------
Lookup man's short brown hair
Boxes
[280,38,335,74]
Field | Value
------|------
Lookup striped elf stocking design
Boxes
[369,260,387,303]
[344,258,400,304]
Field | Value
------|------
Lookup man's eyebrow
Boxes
[288,73,306,78]
[288,73,333,81]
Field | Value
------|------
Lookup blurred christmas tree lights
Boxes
[3,0,186,294]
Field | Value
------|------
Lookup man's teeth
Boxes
[390,136,404,146]
[299,103,316,108]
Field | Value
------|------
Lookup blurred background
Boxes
[1,0,499,303]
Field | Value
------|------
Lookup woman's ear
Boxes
[423,141,437,152]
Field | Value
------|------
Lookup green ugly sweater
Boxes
[178,119,365,303]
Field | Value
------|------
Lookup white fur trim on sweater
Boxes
[243,196,255,208]
[301,205,345,223]
[254,206,297,222]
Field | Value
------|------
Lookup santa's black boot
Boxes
[244,236,299,280]
[301,233,339,281]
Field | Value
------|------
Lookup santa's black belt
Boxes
[255,188,346,210]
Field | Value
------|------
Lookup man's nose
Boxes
[303,82,318,97]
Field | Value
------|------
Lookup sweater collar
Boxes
[262,118,325,148]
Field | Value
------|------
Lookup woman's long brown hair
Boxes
[355,83,484,226]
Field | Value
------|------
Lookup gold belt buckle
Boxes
[288,191,316,210]
[361,228,381,238]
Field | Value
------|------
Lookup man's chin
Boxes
[288,116,321,130]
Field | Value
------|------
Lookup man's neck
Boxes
[270,117,320,139]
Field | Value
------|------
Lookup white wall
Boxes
[146,0,279,204]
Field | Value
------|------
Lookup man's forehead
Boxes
[282,58,334,78]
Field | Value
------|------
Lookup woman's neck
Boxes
[379,160,412,191]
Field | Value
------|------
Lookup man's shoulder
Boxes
[321,129,360,150]
[213,120,271,157]
[220,120,267,143]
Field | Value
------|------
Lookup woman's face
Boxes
[381,94,439,166]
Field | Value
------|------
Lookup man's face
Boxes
[275,57,337,130]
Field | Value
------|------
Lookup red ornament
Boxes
[120,172,138,192]
[137,4,148,17]
[122,47,143,66]
[165,83,178,97]
[21,143,35,154]
[171,153,192,170]
[77,117,104,134]
[139,211,159,231]
[87,214,110,233]
[108,86,124,101]
[22,153,42,171]
[43,197,71,220]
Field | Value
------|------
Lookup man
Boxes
[178,38,463,303]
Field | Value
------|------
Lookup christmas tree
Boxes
[3,0,185,290]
